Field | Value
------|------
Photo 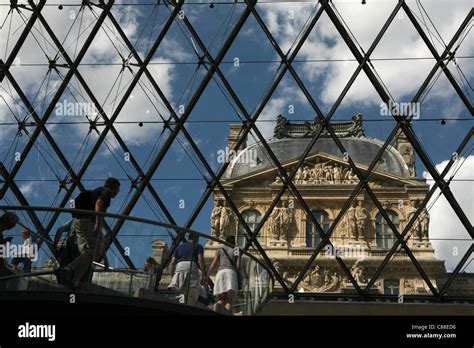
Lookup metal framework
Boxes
[0,0,472,301]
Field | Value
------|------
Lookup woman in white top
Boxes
[207,235,241,314]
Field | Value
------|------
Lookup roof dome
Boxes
[226,116,410,178]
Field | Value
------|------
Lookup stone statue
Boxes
[269,200,294,243]
[303,265,322,290]
[303,265,342,292]
[280,201,293,242]
[273,175,281,184]
[322,269,331,287]
[331,272,342,290]
[289,159,359,185]
[418,208,429,241]
[286,159,363,185]
[405,199,417,221]
[400,143,416,176]
[219,201,234,238]
[269,205,282,240]
[313,160,323,184]
[351,113,365,138]
[351,262,366,284]
[273,168,292,185]
[320,271,342,292]
[272,259,289,282]
[324,164,334,183]
[295,167,304,184]
[333,163,343,184]
[273,115,290,139]
[350,170,358,183]
[313,266,324,285]
[405,200,419,237]
[302,165,312,182]
[211,200,223,238]
[344,168,357,184]
[403,279,416,294]
[345,202,358,239]
[355,201,369,241]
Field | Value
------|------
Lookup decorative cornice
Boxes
[273,113,365,139]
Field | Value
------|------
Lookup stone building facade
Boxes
[205,115,446,295]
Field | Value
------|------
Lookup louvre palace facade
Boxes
[205,115,448,296]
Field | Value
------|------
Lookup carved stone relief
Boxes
[350,262,367,284]
[301,265,343,292]
[272,159,359,185]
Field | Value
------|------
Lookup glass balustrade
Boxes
[0,206,274,315]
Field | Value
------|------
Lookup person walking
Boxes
[207,235,241,314]
[11,229,34,274]
[168,233,208,306]
[65,177,120,289]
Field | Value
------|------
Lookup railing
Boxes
[0,206,274,316]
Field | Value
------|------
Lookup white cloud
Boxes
[254,97,288,143]
[18,181,41,199]
[0,3,176,147]
[258,0,473,118]
[251,80,309,143]
[423,155,474,272]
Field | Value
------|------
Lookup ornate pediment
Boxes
[270,157,407,187]
[273,158,357,185]
[223,152,425,188]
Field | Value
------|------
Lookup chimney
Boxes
[151,240,169,264]
[395,128,416,177]
[227,124,247,151]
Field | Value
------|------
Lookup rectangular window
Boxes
[384,279,400,295]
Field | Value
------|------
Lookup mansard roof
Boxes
[224,151,423,188]
[226,115,411,179]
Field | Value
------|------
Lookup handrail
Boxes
[0,270,56,281]
[0,205,275,287]
[0,268,153,282]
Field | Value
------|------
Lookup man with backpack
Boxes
[64,177,121,289]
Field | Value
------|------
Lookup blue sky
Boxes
[0,0,472,271]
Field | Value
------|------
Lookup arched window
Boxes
[306,210,330,248]
[375,210,399,249]
[237,209,262,247]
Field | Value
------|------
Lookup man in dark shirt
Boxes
[66,177,120,289]
[168,233,208,305]
[172,240,204,264]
